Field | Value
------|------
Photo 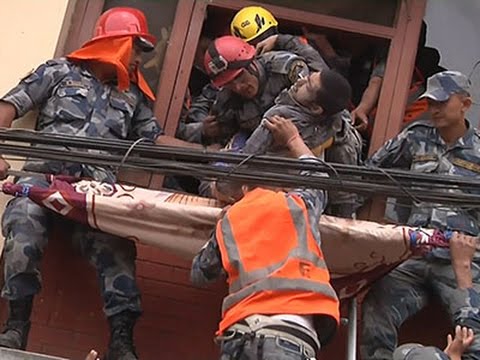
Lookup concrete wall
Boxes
[425,0,480,125]
[0,0,72,95]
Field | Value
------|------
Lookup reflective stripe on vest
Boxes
[219,194,336,314]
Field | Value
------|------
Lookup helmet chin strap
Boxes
[207,42,254,77]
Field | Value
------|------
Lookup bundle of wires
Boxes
[0,128,479,209]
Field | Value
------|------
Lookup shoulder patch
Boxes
[413,154,438,163]
[261,51,304,74]
[451,158,480,173]
[404,119,434,131]
[288,59,308,83]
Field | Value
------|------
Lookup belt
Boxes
[257,323,318,353]
[218,321,319,355]
[241,315,319,351]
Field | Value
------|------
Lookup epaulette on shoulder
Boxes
[45,58,71,67]
[259,51,304,75]
[403,119,434,131]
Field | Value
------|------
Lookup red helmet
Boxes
[204,36,256,88]
[88,7,156,47]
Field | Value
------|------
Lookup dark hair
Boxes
[315,69,352,116]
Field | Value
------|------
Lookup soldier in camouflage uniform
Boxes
[361,71,480,360]
[0,8,206,360]
[241,69,363,218]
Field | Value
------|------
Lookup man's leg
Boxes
[360,258,430,360]
[0,188,51,349]
[430,260,480,360]
[78,228,141,360]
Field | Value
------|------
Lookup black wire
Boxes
[2,128,478,190]
[2,130,480,207]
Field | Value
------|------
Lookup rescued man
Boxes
[241,69,362,217]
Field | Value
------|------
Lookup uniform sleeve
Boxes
[324,113,363,218]
[366,128,414,169]
[286,57,310,84]
[288,156,328,225]
[130,98,164,141]
[275,34,329,72]
[176,91,203,143]
[1,59,72,118]
[371,59,386,79]
[211,90,240,140]
[176,121,204,144]
[190,231,225,286]
[186,84,217,124]
[242,120,273,155]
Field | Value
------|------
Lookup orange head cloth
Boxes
[67,36,155,101]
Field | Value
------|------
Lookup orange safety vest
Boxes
[216,188,340,340]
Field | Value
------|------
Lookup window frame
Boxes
[61,0,426,192]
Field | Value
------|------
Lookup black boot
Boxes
[104,310,139,360]
[0,296,33,350]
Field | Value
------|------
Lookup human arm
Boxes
[264,115,312,158]
[0,102,15,178]
[351,75,383,131]
[130,95,216,149]
[366,127,414,169]
[449,232,477,289]
[0,59,72,178]
[177,84,221,144]
[264,116,325,222]
[351,57,386,131]
[300,28,351,76]
[257,34,329,72]
[176,117,221,144]
[241,118,274,155]
[190,230,225,286]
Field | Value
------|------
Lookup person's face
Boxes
[427,94,471,129]
[224,69,259,99]
[290,72,323,110]
[128,43,143,74]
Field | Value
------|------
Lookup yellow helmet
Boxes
[230,6,278,43]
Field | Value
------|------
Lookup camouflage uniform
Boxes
[393,343,450,360]
[0,58,163,316]
[176,83,218,145]
[242,89,363,218]
[361,72,480,360]
[272,34,329,72]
